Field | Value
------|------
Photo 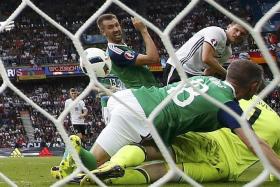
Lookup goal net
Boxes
[0,0,280,186]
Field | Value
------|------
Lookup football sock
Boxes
[110,144,146,167]
[109,168,150,184]
[79,147,97,170]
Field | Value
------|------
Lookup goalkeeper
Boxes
[86,95,280,184]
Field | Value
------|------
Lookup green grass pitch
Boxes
[0,156,279,187]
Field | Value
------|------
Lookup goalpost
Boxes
[0,0,280,186]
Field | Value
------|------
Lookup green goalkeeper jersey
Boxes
[107,43,159,88]
[132,76,236,144]
[209,95,280,180]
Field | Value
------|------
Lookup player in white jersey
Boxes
[64,88,88,141]
[165,22,248,84]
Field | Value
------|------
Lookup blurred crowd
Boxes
[264,88,280,115]
[0,0,279,148]
[0,78,105,148]
[0,0,279,67]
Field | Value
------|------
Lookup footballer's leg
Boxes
[56,135,81,179]
[93,89,150,167]
[109,143,147,167]
[95,132,229,185]
[55,135,97,179]
[83,115,148,177]
[101,140,164,170]
[97,162,178,185]
[82,143,147,182]
[102,166,154,185]
[77,141,145,184]
[105,160,229,185]
[80,93,152,183]
[79,141,167,185]
[180,161,228,182]
[171,132,229,182]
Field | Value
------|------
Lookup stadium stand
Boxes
[0,78,105,148]
[0,0,279,149]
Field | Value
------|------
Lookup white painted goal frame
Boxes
[0,0,280,186]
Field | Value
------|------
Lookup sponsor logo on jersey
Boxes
[211,39,218,47]
[124,51,134,60]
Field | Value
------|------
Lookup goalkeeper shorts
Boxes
[171,132,229,182]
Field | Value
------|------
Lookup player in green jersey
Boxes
[52,14,162,179]
[85,95,280,184]
[54,13,156,179]
[97,13,160,88]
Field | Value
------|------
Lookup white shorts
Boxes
[95,89,151,156]
[101,106,110,125]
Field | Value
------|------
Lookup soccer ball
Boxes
[50,166,61,179]
[80,47,112,77]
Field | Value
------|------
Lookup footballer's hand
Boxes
[131,17,147,32]
[203,68,216,76]
[0,21,15,32]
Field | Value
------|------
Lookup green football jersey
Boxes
[132,76,236,144]
[209,96,280,180]
[107,43,159,88]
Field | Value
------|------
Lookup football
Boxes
[50,166,61,179]
[80,47,112,77]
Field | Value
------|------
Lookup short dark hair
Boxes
[230,21,239,25]
[228,21,248,35]
[69,88,77,93]
[226,59,263,88]
[96,13,118,30]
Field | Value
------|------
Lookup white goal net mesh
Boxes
[0,0,280,186]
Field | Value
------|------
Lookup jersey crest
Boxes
[124,51,135,60]
[211,38,218,47]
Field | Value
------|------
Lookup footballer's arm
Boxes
[219,101,280,173]
[132,17,160,65]
[202,42,227,78]
[234,128,280,172]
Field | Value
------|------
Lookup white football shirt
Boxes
[64,98,87,125]
[167,26,232,75]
